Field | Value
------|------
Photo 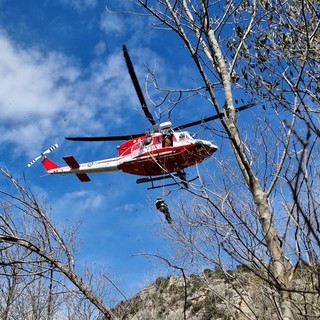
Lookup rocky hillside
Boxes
[112,268,259,320]
[112,265,319,320]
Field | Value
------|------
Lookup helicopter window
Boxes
[142,137,152,147]
[179,132,192,141]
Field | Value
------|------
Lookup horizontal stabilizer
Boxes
[63,155,91,182]
[63,155,80,168]
[76,174,91,182]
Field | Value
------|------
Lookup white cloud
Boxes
[0,31,136,158]
[54,190,104,217]
[0,27,166,162]
[100,14,124,34]
[0,33,79,120]
[2,120,52,150]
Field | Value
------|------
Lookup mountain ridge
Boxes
[112,268,255,320]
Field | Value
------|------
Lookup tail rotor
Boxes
[27,144,58,167]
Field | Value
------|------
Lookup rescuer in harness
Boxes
[155,197,173,224]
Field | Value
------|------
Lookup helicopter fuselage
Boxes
[118,131,217,176]
[42,130,217,181]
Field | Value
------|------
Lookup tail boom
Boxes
[41,154,121,182]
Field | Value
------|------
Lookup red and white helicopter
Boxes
[28,45,251,189]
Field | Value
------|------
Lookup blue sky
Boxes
[0,0,222,299]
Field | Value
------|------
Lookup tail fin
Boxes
[42,158,60,171]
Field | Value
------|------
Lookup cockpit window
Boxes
[142,136,152,146]
[179,132,192,141]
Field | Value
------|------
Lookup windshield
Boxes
[178,132,192,141]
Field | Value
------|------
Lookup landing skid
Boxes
[136,171,198,190]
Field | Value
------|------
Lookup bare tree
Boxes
[121,0,320,319]
[0,169,119,320]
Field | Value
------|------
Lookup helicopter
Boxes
[28,45,252,189]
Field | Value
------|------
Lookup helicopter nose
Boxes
[195,140,216,152]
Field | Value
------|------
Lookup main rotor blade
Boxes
[122,45,157,128]
[65,104,256,141]
[65,133,144,142]
[173,103,256,131]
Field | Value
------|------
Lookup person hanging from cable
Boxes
[155,197,173,224]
